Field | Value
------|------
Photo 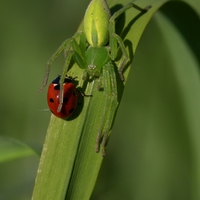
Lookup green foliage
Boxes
[0,136,36,162]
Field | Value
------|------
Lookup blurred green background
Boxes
[1,0,200,199]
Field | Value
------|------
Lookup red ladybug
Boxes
[47,75,79,119]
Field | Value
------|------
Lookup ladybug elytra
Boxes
[47,76,79,119]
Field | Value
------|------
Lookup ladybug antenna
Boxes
[38,108,50,112]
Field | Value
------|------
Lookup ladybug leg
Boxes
[95,62,118,156]
[78,90,92,97]
[71,76,78,80]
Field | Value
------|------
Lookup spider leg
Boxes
[39,38,71,92]
[96,62,118,156]
[57,33,87,113]
[57,51,73,113]
[108,3,151,81]
[112,33,129,81]
[39,30,87,94]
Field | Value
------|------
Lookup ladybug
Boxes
[47,75,79,119]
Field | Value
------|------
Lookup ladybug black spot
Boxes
[49,98,54,103]
[54,84,60,90]
[63,97,69,103]
[69,108,74,114]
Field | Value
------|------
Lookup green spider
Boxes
[39,0,151,156]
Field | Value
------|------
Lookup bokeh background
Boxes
[1,0,200,199]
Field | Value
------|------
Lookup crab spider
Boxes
[40,0,151,155]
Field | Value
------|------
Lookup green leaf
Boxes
[0,136,36,163]
[93,1,200,199]
[32,0,200,199]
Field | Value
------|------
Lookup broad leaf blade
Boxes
[32,0,200,200]
[93,1,200,199]
[0,136,36,163]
